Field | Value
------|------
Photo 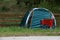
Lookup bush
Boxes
[39,2,60,13]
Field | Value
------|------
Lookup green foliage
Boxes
[39,1,60,13]
[55,0,60,5]
[0,6,10,12]
[2,0,16,7]
[0,0,60,12]
[0,0,17,12]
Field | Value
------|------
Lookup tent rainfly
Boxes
[20,8,56,29]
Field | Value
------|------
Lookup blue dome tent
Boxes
[20,8,56,29]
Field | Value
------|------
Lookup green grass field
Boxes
[0,26,60,37]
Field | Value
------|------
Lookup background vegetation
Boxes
[0,0,60,13]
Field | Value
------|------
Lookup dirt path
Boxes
[0,36,60,40]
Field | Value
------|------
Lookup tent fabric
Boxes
[20,8,56,29]
[30,9,52,28]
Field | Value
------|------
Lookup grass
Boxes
[0,26,60,37]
